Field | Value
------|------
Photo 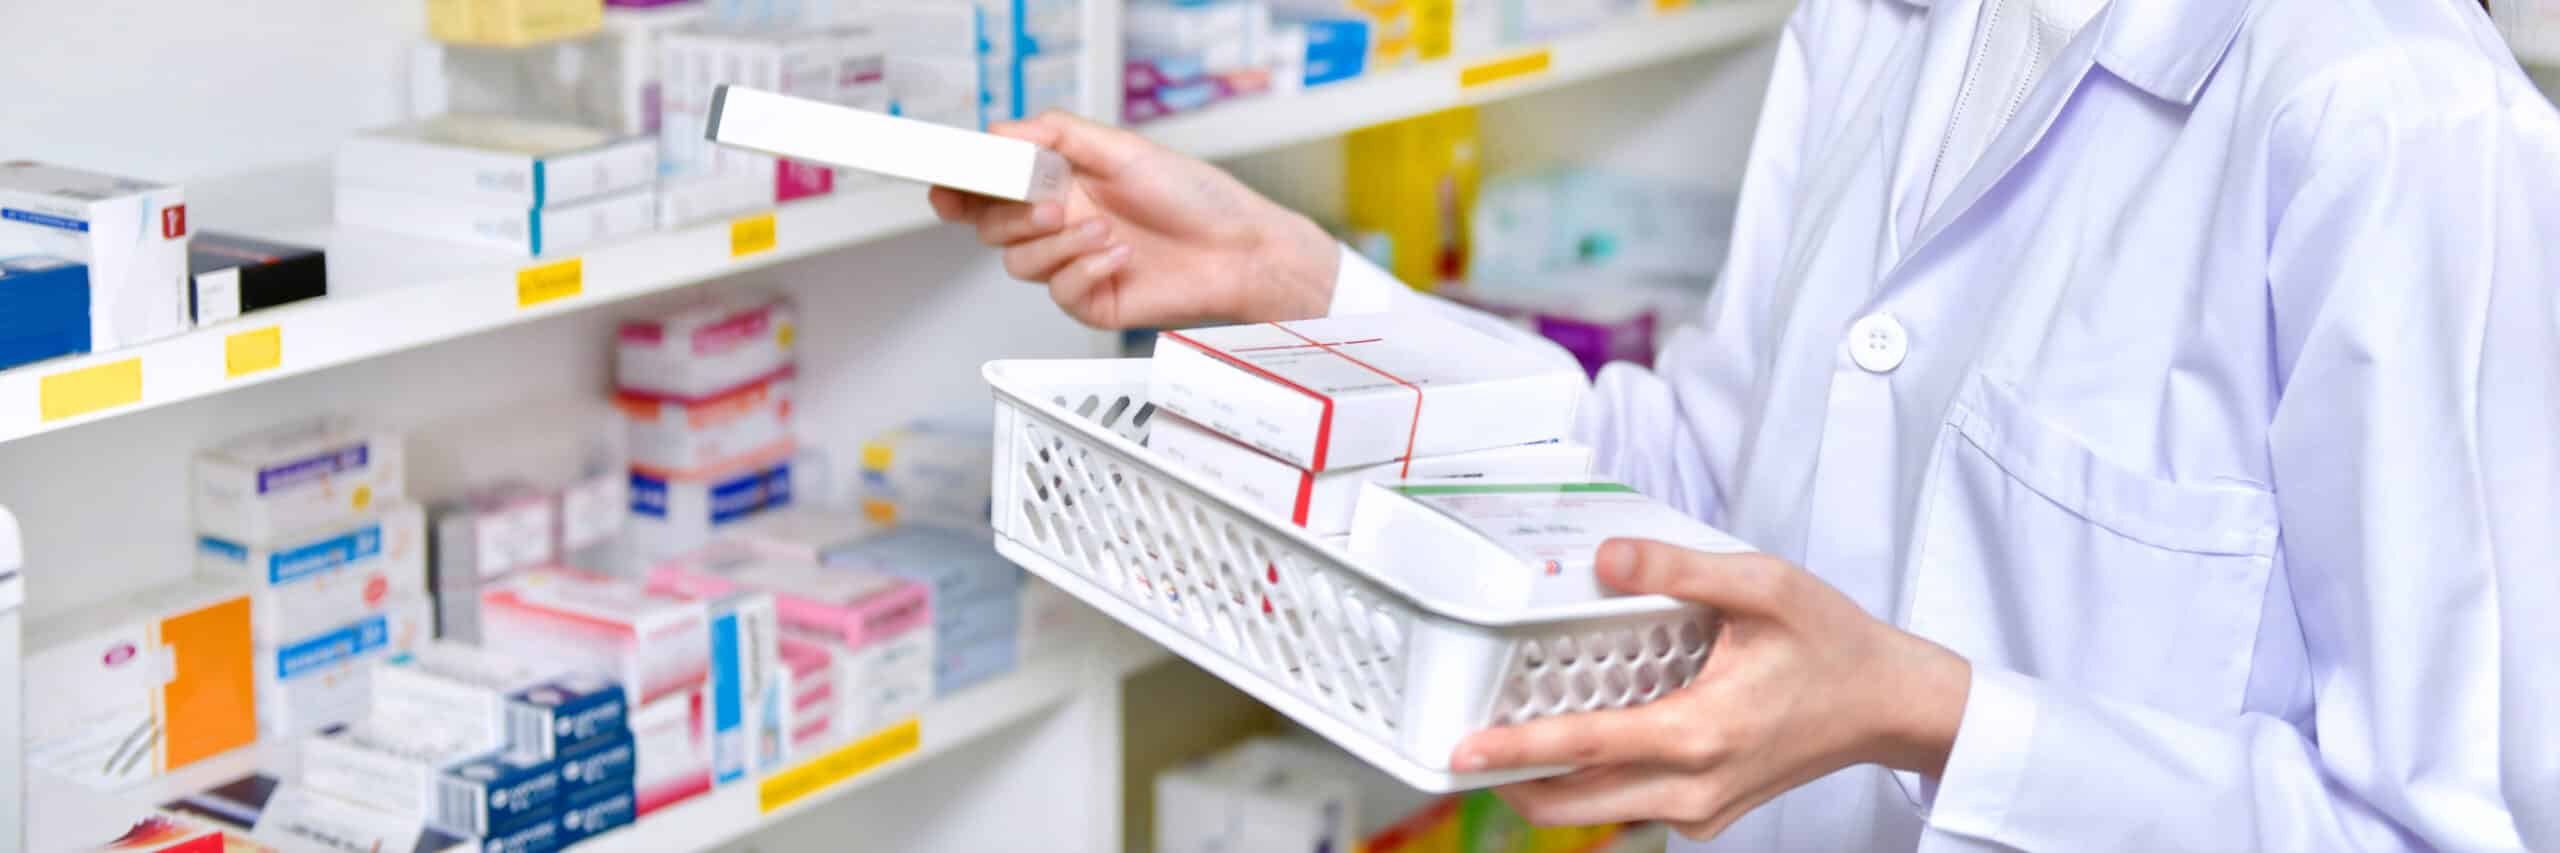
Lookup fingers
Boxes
[990,111,1151,179]
[928,186,982,224]
[1495,766,1697,830]
[1048,244,1133,313]
[1453,702,1689,772]
[1596,539,1798,616]
[975,199,1068,247]
[1002,219,1114,283]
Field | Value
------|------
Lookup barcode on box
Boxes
[435,773,487,837]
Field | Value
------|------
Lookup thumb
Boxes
[989,111,1152,180]
[1594,539,1795,616]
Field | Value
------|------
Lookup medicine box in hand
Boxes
[1150,413,1594,535]
[703,84,1071,203]
[1347,481,1758,617]
[1150,314,1585,472]
[194,417,407,545]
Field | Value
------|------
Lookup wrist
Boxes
[1867,633,1971,777]
[1233,207,1339,323]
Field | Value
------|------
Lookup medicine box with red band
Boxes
[479,566,711,707]
[1149,314,1585,473]
[615,298,796,401]
[616,366,795,477]
[1149,412,1594,536]
[0,161,190,349]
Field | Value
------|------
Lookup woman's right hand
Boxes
[930,111,1342,330]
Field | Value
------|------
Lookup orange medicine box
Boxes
[26,577,258,790]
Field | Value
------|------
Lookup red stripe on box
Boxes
[1265,322,1425,479]
[1292,469,1314,526]
[1162,330,1337,471]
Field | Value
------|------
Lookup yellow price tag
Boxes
[732,212,778,257]
[760,718,921,813]
[516,258,584,308]
[39,358,143,422]
[225,327,282,378]
[1460,49,1554,89]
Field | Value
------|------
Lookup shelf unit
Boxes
[1141,0,1794,160]
[27,625,1166,852]
[0,0,1789,449]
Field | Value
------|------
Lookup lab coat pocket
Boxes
[1908,376,2277,720]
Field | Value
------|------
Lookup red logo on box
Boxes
[161,205,187,239]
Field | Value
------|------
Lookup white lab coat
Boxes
[1328,0,2560,849]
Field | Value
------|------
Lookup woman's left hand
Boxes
[1452,540,1974,841]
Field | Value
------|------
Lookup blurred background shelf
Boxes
[1142,0,1794,161]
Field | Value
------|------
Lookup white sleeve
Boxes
[1922,53,2560,853]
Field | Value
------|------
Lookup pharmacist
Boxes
[935,0,2559,849]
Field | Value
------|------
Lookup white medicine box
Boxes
[0,161,190,349]
[1347,481,1758,616]
[194,417,408,545]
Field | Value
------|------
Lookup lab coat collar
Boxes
[2093,0,2253,104]
[1881,0,2250,106]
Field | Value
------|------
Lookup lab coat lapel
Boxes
[1899,9,2108,258]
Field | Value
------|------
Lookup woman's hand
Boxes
[1453,540,1973,841]
[928,111,1341,330]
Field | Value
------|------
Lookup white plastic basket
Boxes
[985,359,1717,792]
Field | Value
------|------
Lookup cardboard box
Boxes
[432,750,562,837]
[701,591,780,782]
[333,183,656,258]
[627,442,796,561]
[659,24,888,198]
[197,503,428,643]
[339,115,655,208]
[0,255,91,369]
[194,417,407,545]
[617,367,794,477]
[648,544,933,737]
[615,297,795,401]
[559,730,638,792]
[25,578,256,790]
[481,567,711,706]
[774,636,838,749]
[557,783,636,845]
[373,643,626,761]
[630,688,710,816]
[0,162,188,349]
[161,776,474,853]
[1151,414,1593,534]
[186,232,325,326]
[254,595,433,736]
[706,84,1069,203]
[1150,314,1584,472]
[1348,481,1756,614]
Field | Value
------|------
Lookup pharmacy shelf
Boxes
[27,625,1167,852]
[0,176,943,447]
[1142,0,1796,161]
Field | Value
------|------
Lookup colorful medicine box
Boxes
[0,161,188,349]
[481,567,711,706]
[197,502,428,643]
[193,417,407,545]
[615,298,796,400]
[1151,413,1594,535]
[24,578,256,790]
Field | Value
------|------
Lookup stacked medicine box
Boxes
[652,532,934,745]
[334,113,660,257]
[192,417,435,738]
[299,642,638,847]
[828,525,1027,697]
[617,296,800,563]
[0,162,189,358]
[1123,0,1372,125]
[981,0,1087,127]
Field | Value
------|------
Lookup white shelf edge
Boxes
[27,624,1168,853]
[1142,0,1797,161]
[0,181,941,447]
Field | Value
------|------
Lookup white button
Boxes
[1848,313,1908,373]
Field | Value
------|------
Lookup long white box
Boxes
[1151,414,1594,535]
[1151,314,1586,472]
[197,502,428,643]
[335,183,656,258]
[1348,481,1757,615]
[338,114,659,208]
[194,416,407,545]
[0,162,189,348]
[706,84,1070,202]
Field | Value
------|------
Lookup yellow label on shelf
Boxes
[516,258,584,308]
[1460,49,1554,89]
[732,212,779,257]
[1654,0,1689,10]
[224,327,282,378]
[38,358,142,422]
[760,718,921,813]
